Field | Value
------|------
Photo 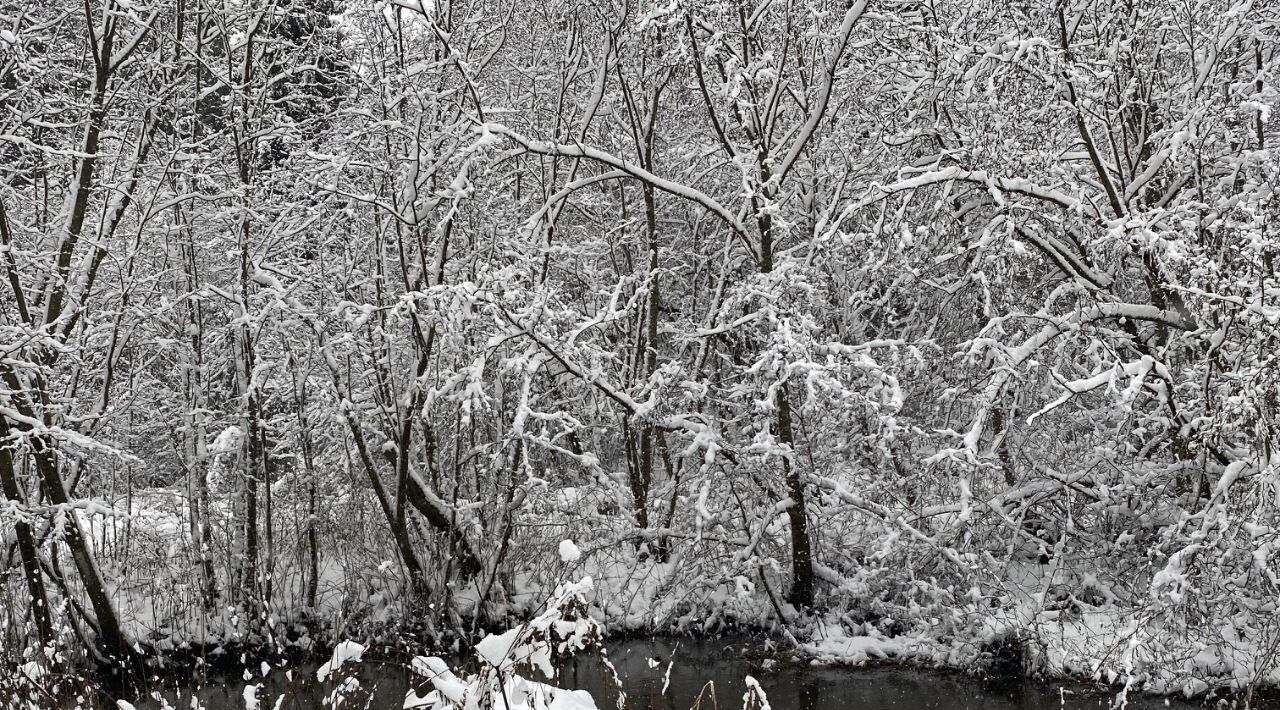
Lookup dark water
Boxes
[119,638,1225,709]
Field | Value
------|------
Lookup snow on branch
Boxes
[958,302,1196,452]
[482,123,759,262]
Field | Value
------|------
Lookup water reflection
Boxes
[123,637,1212,710]
[566,639,1152,710]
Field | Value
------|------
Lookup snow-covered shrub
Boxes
[405,576,614,710]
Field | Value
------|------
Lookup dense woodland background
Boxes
[2,0,1280,697]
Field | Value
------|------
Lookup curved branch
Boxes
[956,303,1196,452]
[483,123,759,263]
[872,166,1086,214]
[775,0,870,183]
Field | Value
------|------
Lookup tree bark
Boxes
[775,386,815,607]
[30,431,129,661]
[0,431,55,648]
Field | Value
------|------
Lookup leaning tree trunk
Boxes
[30,431,130,661]
[0,426,55,648]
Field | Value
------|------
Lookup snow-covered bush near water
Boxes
[405,577,608,710]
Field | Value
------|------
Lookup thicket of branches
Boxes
[2,0,1279,692]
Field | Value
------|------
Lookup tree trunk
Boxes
[0,433,55,648]
[298,409,320,610]
[759,196,816,607]
[775,386,815,607]
[342,417,430,592]
[29,431,130,662]
[636,182,659,536]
